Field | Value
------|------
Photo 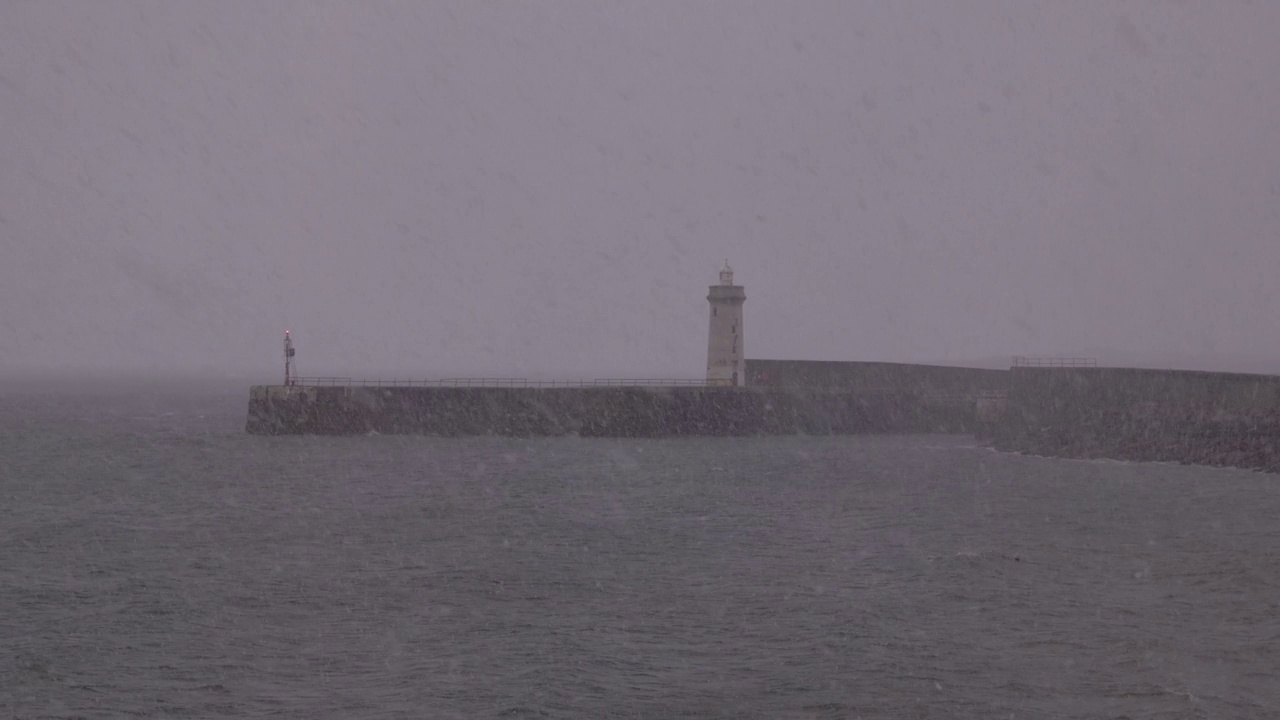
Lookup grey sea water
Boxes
[2,383,1279,718]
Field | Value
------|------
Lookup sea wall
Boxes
[246,385,982,437]
[991,367,1280,472]
[745,359,1008,394]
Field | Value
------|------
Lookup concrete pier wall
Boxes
[990,367,1280,472]
[745,359,1008,394]
[246,385,981,437]
[246,364,1280,472]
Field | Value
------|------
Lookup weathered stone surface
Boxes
[245,385,981,437]
[246,364,1280,473]
[989,367,1280,473]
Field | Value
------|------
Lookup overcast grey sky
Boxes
[3,1,1279,379]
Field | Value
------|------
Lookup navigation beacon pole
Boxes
[283,330,296,386]
[706,261,746,387]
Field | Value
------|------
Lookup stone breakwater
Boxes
[245,385,980,437]
[245,363,1280,473]
[988,367,1280,473]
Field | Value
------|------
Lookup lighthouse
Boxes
[283,330,297,386]
[706,262,746,387]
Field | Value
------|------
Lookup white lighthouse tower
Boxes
[283,330,297,386]
[706,261,746,387]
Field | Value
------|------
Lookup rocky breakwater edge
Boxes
[984,367,1280,474]
[245,385,983,437]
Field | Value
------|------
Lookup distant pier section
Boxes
[990,365,1280,473]
[245,374,993,437]
[249,265,1003,437]
[246,265,1280,472]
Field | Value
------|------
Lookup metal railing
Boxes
[287,377,715,388]
[1011,356,1098,368]
[588,378,712,387]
